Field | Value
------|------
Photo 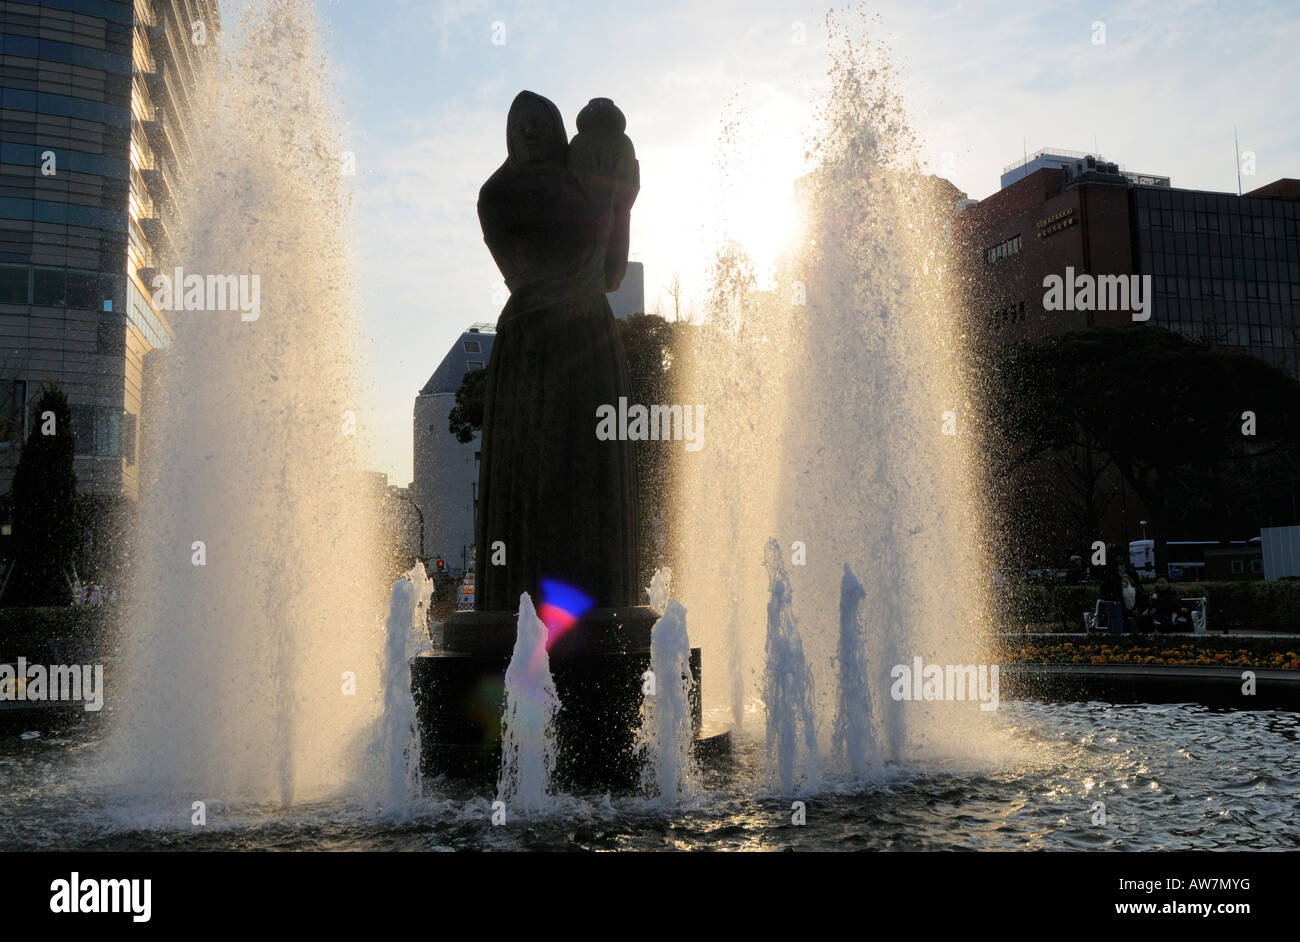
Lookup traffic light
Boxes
[436,557,445,572]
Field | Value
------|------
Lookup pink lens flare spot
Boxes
[538,579,594,649]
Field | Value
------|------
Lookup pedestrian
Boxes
[1097,544,1124,634]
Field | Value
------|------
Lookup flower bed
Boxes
[996,634,1300,669]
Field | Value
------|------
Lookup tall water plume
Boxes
[677,11,994,768]
[111,0,382,806]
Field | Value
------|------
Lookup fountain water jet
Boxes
[638,569,696,802]
[762,540,820,795]
[677,15,997,776]
[109,0,382,808]
[371,563,433,815]
[833,564,879,777]
[496,593,560,813]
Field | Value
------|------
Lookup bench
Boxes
[1084,597,1207,634]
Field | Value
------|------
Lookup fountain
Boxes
[637,569,697,801]
[676,17,996,774]
[833,564,879,777]
[108,0,382,809]
[370,563,433,815]
[5,2,1297,859]
[762,540,821,794]
[495,593,560,812]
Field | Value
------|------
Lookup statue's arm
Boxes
[478,195,521,287]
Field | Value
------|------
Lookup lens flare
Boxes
[537,578,595,648]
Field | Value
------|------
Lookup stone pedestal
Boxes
[411,606,705,791]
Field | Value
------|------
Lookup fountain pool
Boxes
[2,3,1294,857]
[1,702,1297,850]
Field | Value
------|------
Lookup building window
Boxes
[70,405,96,455]
[466,360,484,370]
[985,234,1022,264]
[67,405,134,459]
[32,269,66,306]
[0,265,29,303]
[1250,558,1263,573]
[463,340,481,353]
[988,300,1025,329]
[1231,560,1245,574]
[66,272,106,310]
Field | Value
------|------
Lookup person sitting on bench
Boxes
[1122,573,1147,633]
[1149,576,1192,632]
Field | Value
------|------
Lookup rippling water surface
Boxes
[2,701,1296,851]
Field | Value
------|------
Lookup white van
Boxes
[1129,540,1155,579]
[1129,539,1221,581]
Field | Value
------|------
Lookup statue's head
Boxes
[576,98,626,135]
[506,91,566,168]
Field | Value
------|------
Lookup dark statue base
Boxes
[411,606,728,791]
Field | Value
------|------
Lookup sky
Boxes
[227,0,1300,484]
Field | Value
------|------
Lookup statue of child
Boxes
[568,97,639,290]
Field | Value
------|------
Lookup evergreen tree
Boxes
[7,384,78,606]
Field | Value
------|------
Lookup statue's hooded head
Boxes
[506,91,567,170]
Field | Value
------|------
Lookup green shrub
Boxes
[1002,579,1300,632]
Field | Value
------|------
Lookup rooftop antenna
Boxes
[1234,126,1242,196]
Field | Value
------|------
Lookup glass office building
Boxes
[0,0,218,514]
[1134,184,1300,375]
[958,152,1300,378]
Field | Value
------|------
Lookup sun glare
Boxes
[713,127,807,290]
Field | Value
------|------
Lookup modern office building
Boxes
[959,149,1300,564]
[956,149,1300,375]
[607,259,643,319]
[0,0,219,535]
[413,324,495,577]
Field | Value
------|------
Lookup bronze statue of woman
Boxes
[474,90,641,613]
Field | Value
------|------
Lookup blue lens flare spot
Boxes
[538,578,594,647]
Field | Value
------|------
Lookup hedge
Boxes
[1003,579,1300,632]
